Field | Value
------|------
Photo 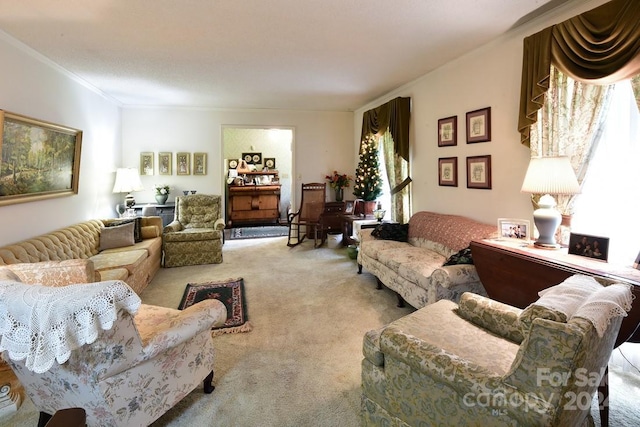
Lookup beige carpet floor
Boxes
[4,236,640,426]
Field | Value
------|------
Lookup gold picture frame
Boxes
[193,152,207,175]
[0,110,83,206]
[140,152,154,175]
[158,152,172,175]
[177,152,191,175]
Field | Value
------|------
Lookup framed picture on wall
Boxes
[140,152,154,175]
[264,157,276,169]
[193,152,207,175]
[158,152,172,175]
[242,152,262,165]
[466,155,491,189]
[177,152,191,175]
[437,116,457,147]
[438,157,458,187]
[0,110,83,207]
[466,107,491,143]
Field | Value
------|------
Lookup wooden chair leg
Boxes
[598,366,609,427]
[203,370,215,394]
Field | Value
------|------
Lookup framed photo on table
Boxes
[438,116,457,147]
[466,155,491,189]
[438,157,458,187]
[497,218,531,242]
[568,233,609,262]
[466,107,491,143]
[344,200,355,215]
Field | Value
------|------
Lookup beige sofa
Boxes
[358,211,497,308]
[0,217,162,294]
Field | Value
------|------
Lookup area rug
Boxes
[178,278,252,336]
[228,225,288,240]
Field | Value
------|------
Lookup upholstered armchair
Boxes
[361,275,633,426]
[163,194,225,267]
[0,260,227,427]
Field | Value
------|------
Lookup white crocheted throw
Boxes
[0,280,140,373]
[571,283,634,337]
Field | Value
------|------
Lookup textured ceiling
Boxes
[0,0,569,111]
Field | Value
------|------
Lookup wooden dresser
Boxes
[227,171,281,227]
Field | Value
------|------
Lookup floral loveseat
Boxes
[357,211,497,308]
[0,217,162,294]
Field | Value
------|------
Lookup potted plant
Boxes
[153,184,170,205]
[325,171,352,202]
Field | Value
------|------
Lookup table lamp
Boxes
[113,168,144,214]
[520,156,580,248]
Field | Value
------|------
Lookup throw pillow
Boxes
[100,222,135,251]
[106,218,142,242]
[443,246,473,266]
[371,223,409,242]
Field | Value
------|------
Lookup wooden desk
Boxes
[227,184,281,227]
[471,238,640,427]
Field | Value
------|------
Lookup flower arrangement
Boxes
[153,184,170,195]
[325,171,352,189]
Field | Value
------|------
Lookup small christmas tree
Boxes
[353,135,383,201]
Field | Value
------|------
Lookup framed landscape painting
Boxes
[0,110,82,206]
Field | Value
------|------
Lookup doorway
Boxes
[222,126,293,226]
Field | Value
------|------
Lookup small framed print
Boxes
[438,157,458,187]
[466,155,491,189]
[568,233,609,262]
[466,107,491,143]
[193,152,207,175]
[158,152,172,175]
[177,152,191,175]
[344,200,355,215]
[228,159,238,169]
[140,152,154,175]
[497,218,531,242]
[438,116,457,147]
[264,157,276,169]
[242,152,262,165]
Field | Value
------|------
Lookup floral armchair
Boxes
[163,194,225,267]
[0,260,227,427]
[361,275,633,426]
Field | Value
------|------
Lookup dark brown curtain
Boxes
[360,97,411,161]
[518,0,640,146]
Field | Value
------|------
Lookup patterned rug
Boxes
[228,225,288,240]
[178,278,252,336]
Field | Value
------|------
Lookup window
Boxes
[571,78,640,265]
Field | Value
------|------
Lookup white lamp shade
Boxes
[113,168,144,193]
[520,156,580,195]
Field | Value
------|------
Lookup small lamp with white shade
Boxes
[520,156,580,248]
[113,168,144,216]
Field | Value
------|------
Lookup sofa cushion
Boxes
[105,218,142,242]
[371,223,409,242]
[99,222,136,251]
[90,249,147,274]
[359,239,408,261]
[163,228,223,242]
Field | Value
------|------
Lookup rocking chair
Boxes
[287,182,326,247]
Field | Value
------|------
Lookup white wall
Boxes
[0,32,121,246]
[354,0,609,227]
[121,108,354,212]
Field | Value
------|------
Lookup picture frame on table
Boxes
[158,152,172,175]
[438,157,458,187]
[466,155,491,189]
[193,152,207,175]
[0,110,83,207]
[497,218,531,242]
[177,152,191,175]
[437,116,457,147]
[140,152,154,175]
[466,107,491,143]
[568,232,609,262]
[344,200,355,215]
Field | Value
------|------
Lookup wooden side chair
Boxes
[287,182,326,247]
